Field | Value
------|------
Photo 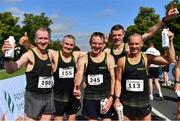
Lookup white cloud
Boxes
[96,8,115,19]
[49,13,75,39]
[48,13,91,51]
[6,7,25,26]
[73,32,91,51]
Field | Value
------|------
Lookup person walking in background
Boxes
[73,32,115,121]
[174,55,180,120]
[162,63,171,86]
[145,42,164,101]
[2,27,55,121]
[161,50,171,86]
[114,30,175,120]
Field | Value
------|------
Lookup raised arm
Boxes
[142,6,178,41]
[147,30,175,65]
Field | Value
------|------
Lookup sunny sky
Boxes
[0,0,172,51]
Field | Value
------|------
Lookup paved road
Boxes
[151,85,177,121]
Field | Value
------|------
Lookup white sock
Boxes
[159,92,163,97]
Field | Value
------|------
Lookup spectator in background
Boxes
[145,42,164,100]
[162,51,171,87]
[174,55,180,120]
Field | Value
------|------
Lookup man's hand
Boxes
[19,32,29,45]
[167,30,174,41]
[164,2,179,22]
[114,98,122,111]
[2,40,12,54]
[73,85,81,99]
[19,32,34,50]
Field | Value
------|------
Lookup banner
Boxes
[0,75,26,120]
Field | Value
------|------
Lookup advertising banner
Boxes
[0,75,26,120]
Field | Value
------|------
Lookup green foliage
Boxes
[0,12,22,54]
[22,13,53,45]
[126,6,161,52]
[73,46,81,51]
[165,0,180,55]
[126,6,160,39]
[49,39,62,50]
[126,3,180,55]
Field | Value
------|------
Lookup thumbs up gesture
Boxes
[19,32,29,45]
[19,32,34,50]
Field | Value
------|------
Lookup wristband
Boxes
[109,94,114,98]
[115,96,120,99]
[3,56,12,61]
[175,81,180,84]
[162,17,168,24]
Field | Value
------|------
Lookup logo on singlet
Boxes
[47,63,51,66]
[137,67,145,71]
[99,66,107,70]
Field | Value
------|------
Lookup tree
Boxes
[22,13,53,44]
[125,7,162,52]
[0,12,22,54]
[126,1,180,55]
[165,0,180,55]
[49,39,62,50]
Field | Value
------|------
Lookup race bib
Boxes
[87,74,103,85]
[38,76,54,88]
[126,79,144,92]
[59,67,74,78]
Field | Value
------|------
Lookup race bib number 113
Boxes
[126,79,144,92]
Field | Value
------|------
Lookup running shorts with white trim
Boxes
[24,91,55,120]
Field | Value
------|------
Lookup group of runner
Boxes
[1,5,179,121]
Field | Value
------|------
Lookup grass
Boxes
[0,68,25,80]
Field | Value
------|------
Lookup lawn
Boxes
[0,68,25,80]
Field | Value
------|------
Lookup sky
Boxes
[0,0,172,51]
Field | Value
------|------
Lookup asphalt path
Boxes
[151,85,178,121]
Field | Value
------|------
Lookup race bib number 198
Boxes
[38,76,54,88]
